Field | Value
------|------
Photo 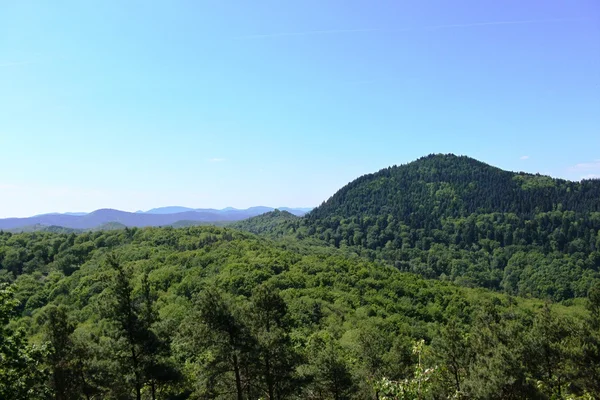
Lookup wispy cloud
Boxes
[0,184,17,190]
[0,61,36,68]
[208,157,227,163]
[520,155,530,160]
[569,160,600,172]
[236,18,587,40]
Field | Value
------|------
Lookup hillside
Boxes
[309,154,600,222]
[230,209,301,236]
[1,226,598,399]
[236,154,600,300]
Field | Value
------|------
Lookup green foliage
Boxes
[0,284,49,399]
[231,210,300,237]
[374,340,437,400]
[0,220,597,398]
[235,155,600,301]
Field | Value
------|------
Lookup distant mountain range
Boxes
[0,207,312,231]
[136,206,312,215]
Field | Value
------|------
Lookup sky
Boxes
[1,0,599,218]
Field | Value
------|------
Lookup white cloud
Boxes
[208,158,226,163]
[569,160,600,172]
[520,155,529,160]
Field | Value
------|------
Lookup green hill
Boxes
[235,154,600,300]
[309,153,600,222]
[230,209,300,236]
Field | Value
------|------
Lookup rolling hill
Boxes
[0,206,312,231]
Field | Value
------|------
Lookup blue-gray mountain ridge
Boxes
[0,207,312,231]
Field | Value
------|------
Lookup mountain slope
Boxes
[308,154,600,225]
[235,154,600,301]
[230,209,300,236]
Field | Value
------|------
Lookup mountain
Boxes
[0,206,312,231]
[308,153,600,224]
[143,206,199,214]
[0,209,240,231]
[236,154,600,301]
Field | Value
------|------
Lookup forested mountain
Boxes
[1,226,599,399]
[310,154,600,221]
[235,154,600,301]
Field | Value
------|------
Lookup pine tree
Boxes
[248,284,302,399]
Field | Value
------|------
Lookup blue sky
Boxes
[1,0,599,217]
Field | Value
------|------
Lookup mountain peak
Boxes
[308,154,600,223]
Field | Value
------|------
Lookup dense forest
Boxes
[233,155,600,301]
[1,226,600,399]
[2,154,600,399]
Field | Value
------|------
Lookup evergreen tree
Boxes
[249,284,302,399]
[105,253,169,400]
[43,305,81,400]
[193,287,252,400]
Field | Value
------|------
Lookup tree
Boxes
[105,253,171,400]
[526,303,574,398]
[0,284,49,399]
[306,331,354,400]
[374,340,437,400]
[192,287,251,400]
[139,272,182,399]
[43,305,80,400]
[248,284,302,399]
[462,303,539,399]
[432,319,471,397]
